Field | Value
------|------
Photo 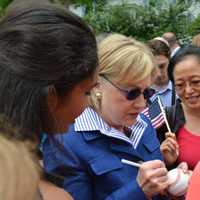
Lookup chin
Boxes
[188,104,200,110]
[125,119,137,126]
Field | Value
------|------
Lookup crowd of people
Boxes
[0,1,200,200]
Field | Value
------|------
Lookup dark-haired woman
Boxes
[0,3,98,200]
[160,46,200,170]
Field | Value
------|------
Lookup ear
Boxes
[94,79,103,93]
[93,81,103,100]
[47,85,59,114]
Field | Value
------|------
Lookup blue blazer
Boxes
[43,114,168,200]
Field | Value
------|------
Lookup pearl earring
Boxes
[95,92,102,99]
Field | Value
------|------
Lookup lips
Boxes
[185,96,200,104]
[129,113,139,117]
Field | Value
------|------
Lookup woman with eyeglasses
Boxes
[43,34,170,200]
[160,46,200,170]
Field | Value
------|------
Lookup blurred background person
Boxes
[192,33,200,47]
[186,162,200,200]
[0,133,40,200]
[162,32,181,58]
[148,37,177,107]
[43,34,170,200]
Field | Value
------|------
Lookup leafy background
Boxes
[1,0,200,44]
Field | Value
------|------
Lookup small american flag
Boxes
[142,99,165,129]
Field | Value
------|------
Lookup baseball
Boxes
[167,168,190,196]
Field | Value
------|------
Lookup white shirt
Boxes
[74,107,148,149]
[171,46,180,58]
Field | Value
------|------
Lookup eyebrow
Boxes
[176,76,200,80]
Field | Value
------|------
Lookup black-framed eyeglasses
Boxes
[175,79,200,93]
[100,75,155,101]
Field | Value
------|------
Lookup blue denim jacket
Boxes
[42,114,168,200]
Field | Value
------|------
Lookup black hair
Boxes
[168,46,200,83]
[0,4,98,140]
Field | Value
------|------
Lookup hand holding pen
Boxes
[122,159,169,199]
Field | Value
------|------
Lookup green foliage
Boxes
[84,0,192,42]
[0,0,13,16]
[71,0,107,10]
[51,0,107,10]
[188,15,200,36]
[0,0,13,9]
[0,0,194,44]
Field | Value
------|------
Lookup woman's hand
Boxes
[160,132,179,166]
[177,162,193,177]
[136,160,169,198]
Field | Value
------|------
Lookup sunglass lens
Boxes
[126,88,141,100]
[143,88,155,99]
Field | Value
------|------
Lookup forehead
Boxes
[155,55,169,64]
[174,56,200,79]
[123,75,152,89]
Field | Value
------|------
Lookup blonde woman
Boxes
[0,135,40,200]
[43,34,170,200]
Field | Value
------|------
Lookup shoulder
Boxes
[52,125,105,154]
[55,124,83,142]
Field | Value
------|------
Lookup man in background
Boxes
[162,32,181,58]
[147,37,177,107]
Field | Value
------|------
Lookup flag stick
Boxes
[157,96,172,133]
[157,97,179,156]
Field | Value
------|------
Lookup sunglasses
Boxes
[101,75,155,101]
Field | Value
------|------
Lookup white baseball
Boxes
[167,168,190,196]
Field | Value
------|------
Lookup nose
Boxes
[184,82,194,94]
[156,68,162,77]
[133,94,146,109]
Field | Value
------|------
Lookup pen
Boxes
[121,159,141,168]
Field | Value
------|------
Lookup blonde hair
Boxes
[90,33,155,109]
[192,34,200,47]
[0,135,40,200]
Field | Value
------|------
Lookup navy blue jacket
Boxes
[43,114,168,200]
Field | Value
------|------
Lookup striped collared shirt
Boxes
[75,107,147,149]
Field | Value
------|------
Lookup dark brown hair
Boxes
[147,39,170,59]
[0,4,98,139]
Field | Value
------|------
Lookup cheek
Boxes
[102,90,125,110]
[176,90,183,99]
[64,93,88,122]
[73,93,88,116]
[102,93,132,118]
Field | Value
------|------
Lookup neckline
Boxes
[182,126,200,137]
